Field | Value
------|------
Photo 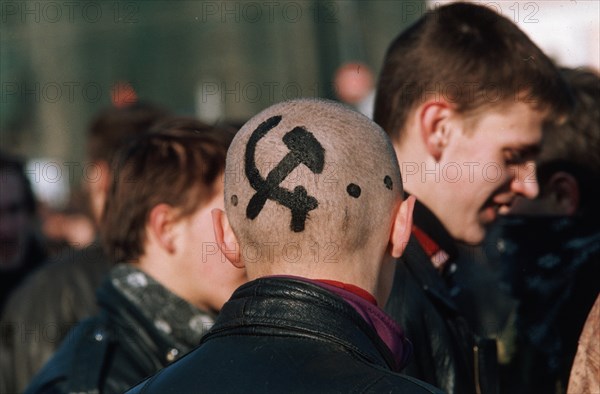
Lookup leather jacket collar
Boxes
[202,277,403,371]
[412,198,459,266]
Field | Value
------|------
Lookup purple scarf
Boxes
[269,275,412,371]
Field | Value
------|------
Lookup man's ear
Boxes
[212,209,242,268]
[148,204,177,254]
[545,171,579,216]
[390,195,415,258]
[418,100,454,161]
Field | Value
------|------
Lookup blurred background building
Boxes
[1,0,598,201]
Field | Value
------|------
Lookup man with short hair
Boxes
[25,118,247,394]
[127,99,442,393]
[373,3,573,393]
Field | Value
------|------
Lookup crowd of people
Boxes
[1,3,598,394]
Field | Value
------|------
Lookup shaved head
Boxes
[223,99,404,277]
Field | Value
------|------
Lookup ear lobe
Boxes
[212,209,242,268]
[546,172,579,215]
[419,101,453,161]
[148,204,177,254]
[390,195,415,258]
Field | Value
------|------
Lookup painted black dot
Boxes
[231,195,238,206]
[384,175,393,190]
[346,183,361,198]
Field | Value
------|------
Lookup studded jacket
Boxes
[24,265,215,394]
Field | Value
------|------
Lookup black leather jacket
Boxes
[386,235,498,394]
[384,200,499,394]
[128,277,443,394]
[24,271,197,394]
[1,243,110,394]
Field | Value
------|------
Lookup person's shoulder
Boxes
[341,352,443,393]
[1,244,110,317]
[125,368,445,394]
[24,315,111,394]
[128,381,443,394]
[10,243,107,291]
[40,242,109,278]
[365,372,445,393]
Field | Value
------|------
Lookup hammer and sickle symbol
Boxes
[245,115,325,232]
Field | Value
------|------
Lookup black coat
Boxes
[385,235,498,394]
[0,243,109,394]
[127,277,443,394]
[24,274,187,394]
[495,216,600,394]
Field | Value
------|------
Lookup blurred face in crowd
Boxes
[0,171,32,270]
[432,101,545,244]
[334,62,374,105]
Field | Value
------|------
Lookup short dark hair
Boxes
[101,118,235,263]
[87,102,170,164]
[0,151,36,214]
[374,2,573,142]
[537,68,600,215]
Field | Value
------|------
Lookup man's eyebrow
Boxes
[503,144,541,161]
